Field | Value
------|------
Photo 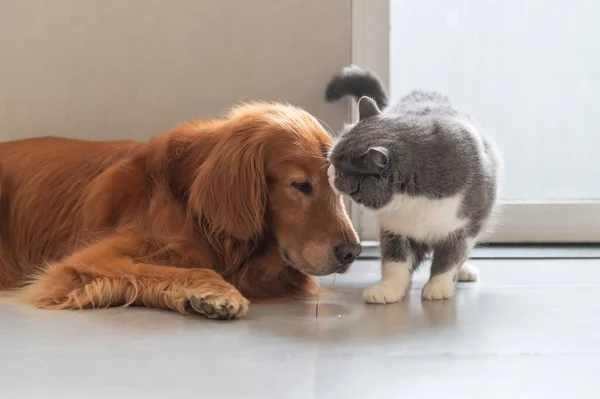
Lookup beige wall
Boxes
[0,0,352,141]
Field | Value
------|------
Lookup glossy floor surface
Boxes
[1,259,599,398]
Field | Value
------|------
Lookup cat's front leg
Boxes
[364,232,427,304]
[422,235,473,300]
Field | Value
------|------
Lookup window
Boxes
[351,0,600,243]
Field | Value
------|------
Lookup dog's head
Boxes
[189,103,361,276]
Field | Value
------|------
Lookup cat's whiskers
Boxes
[316,118,334,137]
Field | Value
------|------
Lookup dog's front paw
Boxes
[422,278,455,300]
[363,283,405,304]
[187,290,249,320]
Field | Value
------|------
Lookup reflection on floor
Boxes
[1,259,599,398]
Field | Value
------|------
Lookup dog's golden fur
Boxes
[0,103,359,319]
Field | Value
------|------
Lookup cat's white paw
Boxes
[364,283,405,304]
[422,278,455,300]
[457,263,480,282]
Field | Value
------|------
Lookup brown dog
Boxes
[0,102,361,319]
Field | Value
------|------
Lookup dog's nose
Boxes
[334,243,362,264]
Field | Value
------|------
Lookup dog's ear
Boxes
[189,124,267,241]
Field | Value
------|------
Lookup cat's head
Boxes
[328,96,400,210]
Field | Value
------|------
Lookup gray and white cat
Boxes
[325,65,502,303]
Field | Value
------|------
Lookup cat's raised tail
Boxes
[325,65,389,109]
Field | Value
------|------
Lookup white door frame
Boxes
[489,203,600,243]
[350,0,600,244]
[353,202,600,243]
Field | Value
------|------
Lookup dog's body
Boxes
[0,103,360,319]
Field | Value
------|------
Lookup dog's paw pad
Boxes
[188,293,249,320]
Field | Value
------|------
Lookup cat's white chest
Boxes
[377,193,467,242]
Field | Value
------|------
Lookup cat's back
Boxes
[391,90,456,117]
[399,90,451,105]
[388,90,498,163]
[386,90,501,236]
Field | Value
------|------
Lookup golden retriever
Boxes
[0,102,361,319]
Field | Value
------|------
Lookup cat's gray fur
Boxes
[325,65,502,302]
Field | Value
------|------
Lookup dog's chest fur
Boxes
[377,193,467,243]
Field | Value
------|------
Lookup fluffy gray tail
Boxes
[325,65,389,109]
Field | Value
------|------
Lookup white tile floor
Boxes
[1,259,600,398]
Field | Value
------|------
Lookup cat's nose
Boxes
[334,242,362,264]
[327,164,335,178]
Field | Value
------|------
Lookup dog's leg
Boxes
[20,233,249,319]
[235,246,319,300]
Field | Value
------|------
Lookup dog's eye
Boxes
[291,181,312,195]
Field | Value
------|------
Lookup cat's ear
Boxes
[366,146,390,169]
[358,96,381,121]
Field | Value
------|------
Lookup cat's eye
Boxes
[336,171,344,179]
[291,181,312,195]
